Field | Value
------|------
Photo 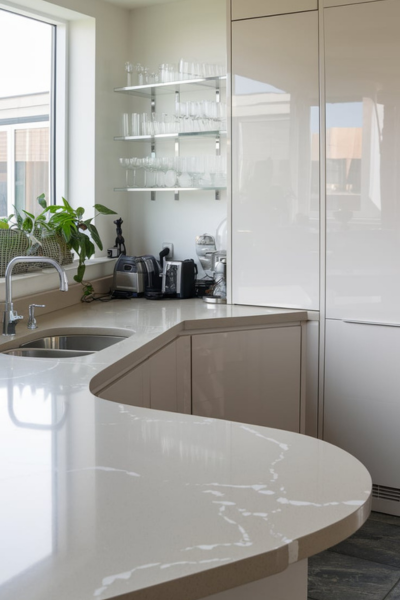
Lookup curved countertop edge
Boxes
[99,493,372,600]
[0,300,371,600]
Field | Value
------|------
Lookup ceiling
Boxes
[101,0,183,8]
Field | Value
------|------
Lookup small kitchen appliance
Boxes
[162,259,197,299]
[112,255,146,298]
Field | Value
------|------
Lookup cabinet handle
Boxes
[343,320,400,328]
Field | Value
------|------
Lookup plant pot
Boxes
[0,229,74,277]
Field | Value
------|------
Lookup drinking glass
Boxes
[122,113,129,137]
[125,62,133,87]
[136,63,144,85]
[131,113,140,136]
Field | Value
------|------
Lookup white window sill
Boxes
[0,257,116,301]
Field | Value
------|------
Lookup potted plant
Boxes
[37,195,117,283]
[0,194,117,282]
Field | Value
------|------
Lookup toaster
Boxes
[112,255,146,298]
[162,259,197,299]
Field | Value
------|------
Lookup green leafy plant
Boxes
[3,194,117,283]
[0,215,14,230]
[36,194,117,283]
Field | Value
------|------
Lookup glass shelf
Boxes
[114,75,226,98]
[114,187,226,192]
[114,130,227,142]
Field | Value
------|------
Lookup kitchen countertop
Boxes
[0,299,371,600]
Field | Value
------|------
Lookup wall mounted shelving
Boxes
[114,76,226,200]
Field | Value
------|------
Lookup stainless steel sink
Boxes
[3,348,94,358]
[1,333,129,358]
[20,334,127,352]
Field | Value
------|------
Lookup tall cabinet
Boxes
[231,0,400,515]
[323,0,400,516]
[231,6,319,310]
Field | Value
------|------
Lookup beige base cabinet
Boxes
[98,337,191,414]
[191,325,302,433]
[231,0,317,21]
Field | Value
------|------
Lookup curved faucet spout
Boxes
[3,256,69,336]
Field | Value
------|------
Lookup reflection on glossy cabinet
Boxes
[325,1,400,322]
[324,320,400,509]
[192,326,301,432]
[97,338,191,414]
[231,11,319,310]
[231,0,317,21]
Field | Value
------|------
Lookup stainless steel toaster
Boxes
[112,255,146,298]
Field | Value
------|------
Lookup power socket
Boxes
[162,242,174,259]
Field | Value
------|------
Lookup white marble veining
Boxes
[0,299,371,600]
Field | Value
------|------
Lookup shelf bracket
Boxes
[151,93,156,200]
[215,134,221,200]
[174,133,180,201]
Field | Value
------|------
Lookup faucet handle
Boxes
[28,304,45,330]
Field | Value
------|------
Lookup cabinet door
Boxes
[148,337,191,414]
[231,0,317,21]
[325,1,400,322]
[97,361,150,408]
[231,11,319,310]
[325,0,378,6]
[324,320,400,491]
[192,326,301,432]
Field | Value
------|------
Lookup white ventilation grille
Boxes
[372,484,400,502]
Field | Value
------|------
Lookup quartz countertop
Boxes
[0,299,371,600]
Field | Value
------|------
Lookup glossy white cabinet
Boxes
[231,11,319,310]
[192,325,302,432]
[325,0,400,322]
[324,319,400,513]
[231,0,317,21]
[98,338,191,414]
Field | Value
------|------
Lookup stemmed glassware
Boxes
[119,155,227,189]
[124,59,225,87]
[125,62,133,87]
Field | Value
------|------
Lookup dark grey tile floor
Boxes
[308,512,400,600]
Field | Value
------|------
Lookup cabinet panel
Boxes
[324,319,400,490]
[192,326,301,432]
[325,0,382,6]
[325,1,400,322]
[231,0,317,21]
[231,12,319,310]
[97,362,150,408]
[97,338,191,413]
[148,338,191,413]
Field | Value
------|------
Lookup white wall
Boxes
[125,0,227,272]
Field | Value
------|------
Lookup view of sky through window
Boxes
[0,9,53,216]
[0,10,52,97]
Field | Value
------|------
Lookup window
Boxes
[0,9,54,218]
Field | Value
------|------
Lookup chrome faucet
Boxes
[2,256,69,336]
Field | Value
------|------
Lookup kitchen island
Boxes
[0,299,371,600]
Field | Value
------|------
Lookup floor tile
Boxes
[370,511,400,528]
[386,581,400,599]
[330,518,400,568]
[308,550,400,600]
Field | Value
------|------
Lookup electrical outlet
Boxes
[162,242,174,259]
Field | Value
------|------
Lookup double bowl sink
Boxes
[2,333,129,358]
